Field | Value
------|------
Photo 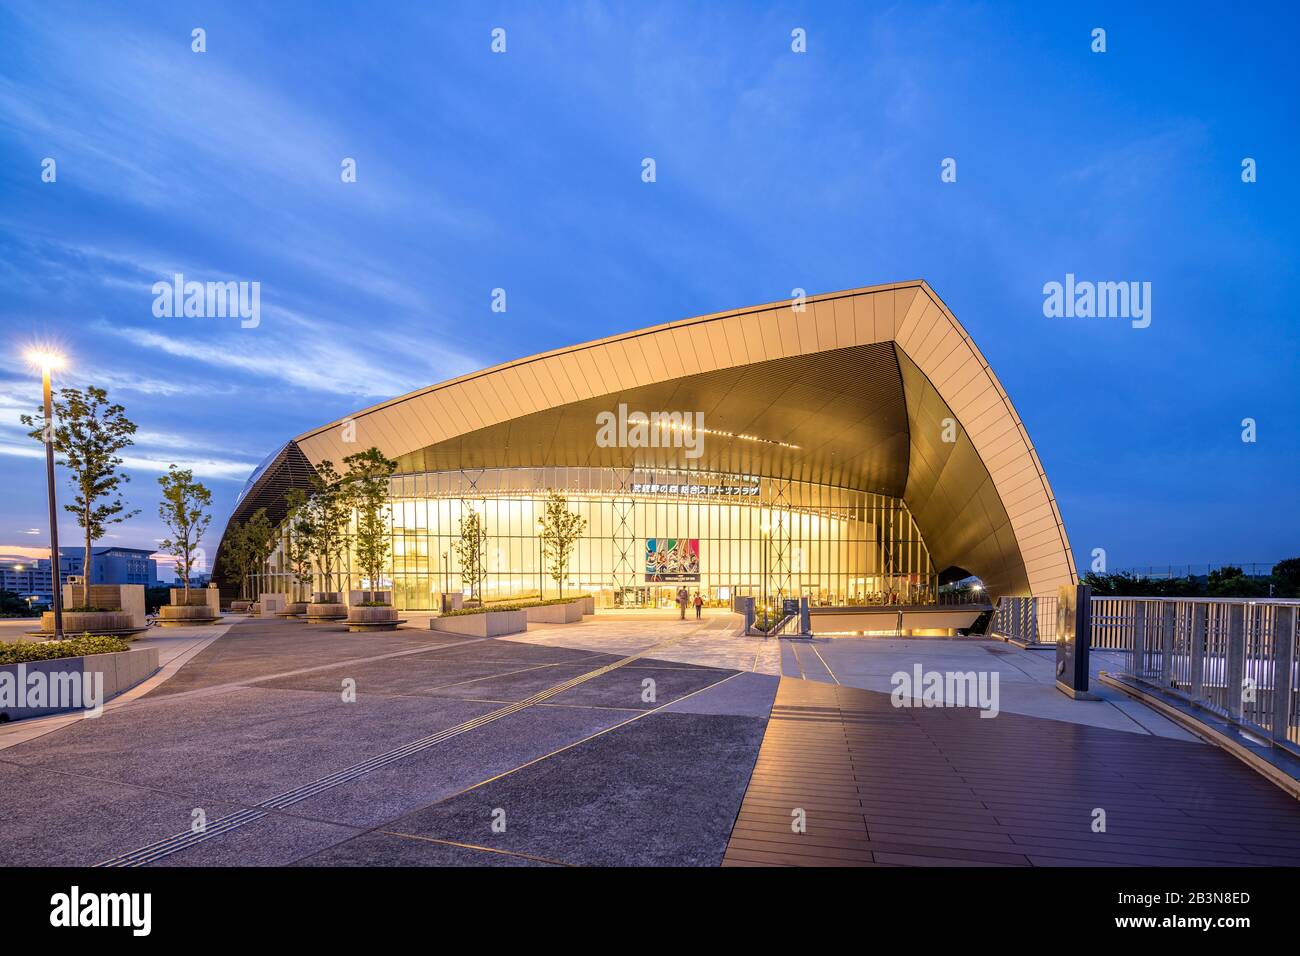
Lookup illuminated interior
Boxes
[260,466,936,610]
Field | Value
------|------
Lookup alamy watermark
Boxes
[596,403,704,459]
[890,664,1000,718]
[50,886,151,936]
[0,665,104,717]
[152,273,261,328]
[1042,273,1150,328]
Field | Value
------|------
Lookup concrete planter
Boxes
[62,584,146,629]
[348,590,392,607]
[524,601,585,624]
[0,646,159,722]
[156,604,220,627]
[431,609,527,638]
[39,610,138,636]
[346,605,404,632]
[230,600,253,613]
[306,602,347,623]
[258,593,287,618]
[277,602,309,618]
[169,591,209,607]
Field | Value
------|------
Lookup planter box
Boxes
[346,605,404,632]
[39,610,139,636]
[156,604,220,627]
[312,591,342,604]
[62,584,146,629]
[0,646,159,722]
[278,602,309,617]
[577,595,595,616]
[348,590,391,607]
[440,592,464,613]
[259,593,286,618]
[306,602,347,622]
[524,601,585,624]
[431,609,527,638]
[63,582,125,609]
[169,588,221,619]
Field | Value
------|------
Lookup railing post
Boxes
[1160,601,1176,688]
[1028,598,1038,643]
[1131,601,1146,678]
[1227,603,1245,722]
[1190,602,1207,701]
[1272,605,1295,747]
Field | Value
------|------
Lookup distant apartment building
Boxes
[0,560,49,606]
[0,547,158,605]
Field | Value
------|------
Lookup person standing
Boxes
[677,586,688,620]
[693,591,703,619]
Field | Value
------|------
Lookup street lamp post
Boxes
[28,351,64,640]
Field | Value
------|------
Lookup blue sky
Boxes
[0,0,1296,574]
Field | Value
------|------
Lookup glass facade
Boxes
[260,467,937,611]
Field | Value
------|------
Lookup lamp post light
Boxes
[26,350,65,640]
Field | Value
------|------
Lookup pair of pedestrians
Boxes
[677,587,703,619]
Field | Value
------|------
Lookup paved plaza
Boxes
[1,612,1297,867]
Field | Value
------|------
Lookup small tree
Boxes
[537,490,586,598]
[157,465,211,603]
[342,447,397,603]
[241,507,274,599]
[454,505,488,602]
[225,519,252,600]
[22,386,139,609]
[305,460,349,596]
[283,488,316,603]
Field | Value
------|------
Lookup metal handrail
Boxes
[771,613,801,636]
[990,594,1300,754]
[746,611,798,637]
[989,596,1058,644]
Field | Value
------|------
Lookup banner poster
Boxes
[645,538,700,582]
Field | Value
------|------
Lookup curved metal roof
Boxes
[217,280,1076,597]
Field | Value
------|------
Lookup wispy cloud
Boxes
[0,427,256,482]
[97,320,477,399]
[119,452,255,482]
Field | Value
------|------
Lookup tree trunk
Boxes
[181,546,191,603]
[82,520,91,609]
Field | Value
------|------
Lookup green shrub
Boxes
[443,597,583,617]
[750,608,787,632]
[0,634,131,664]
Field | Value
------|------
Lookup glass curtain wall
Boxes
[255,467,936,610]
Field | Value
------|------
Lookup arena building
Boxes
[213,280,1076,610]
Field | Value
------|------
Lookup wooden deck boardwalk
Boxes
[723,678,1300,866]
